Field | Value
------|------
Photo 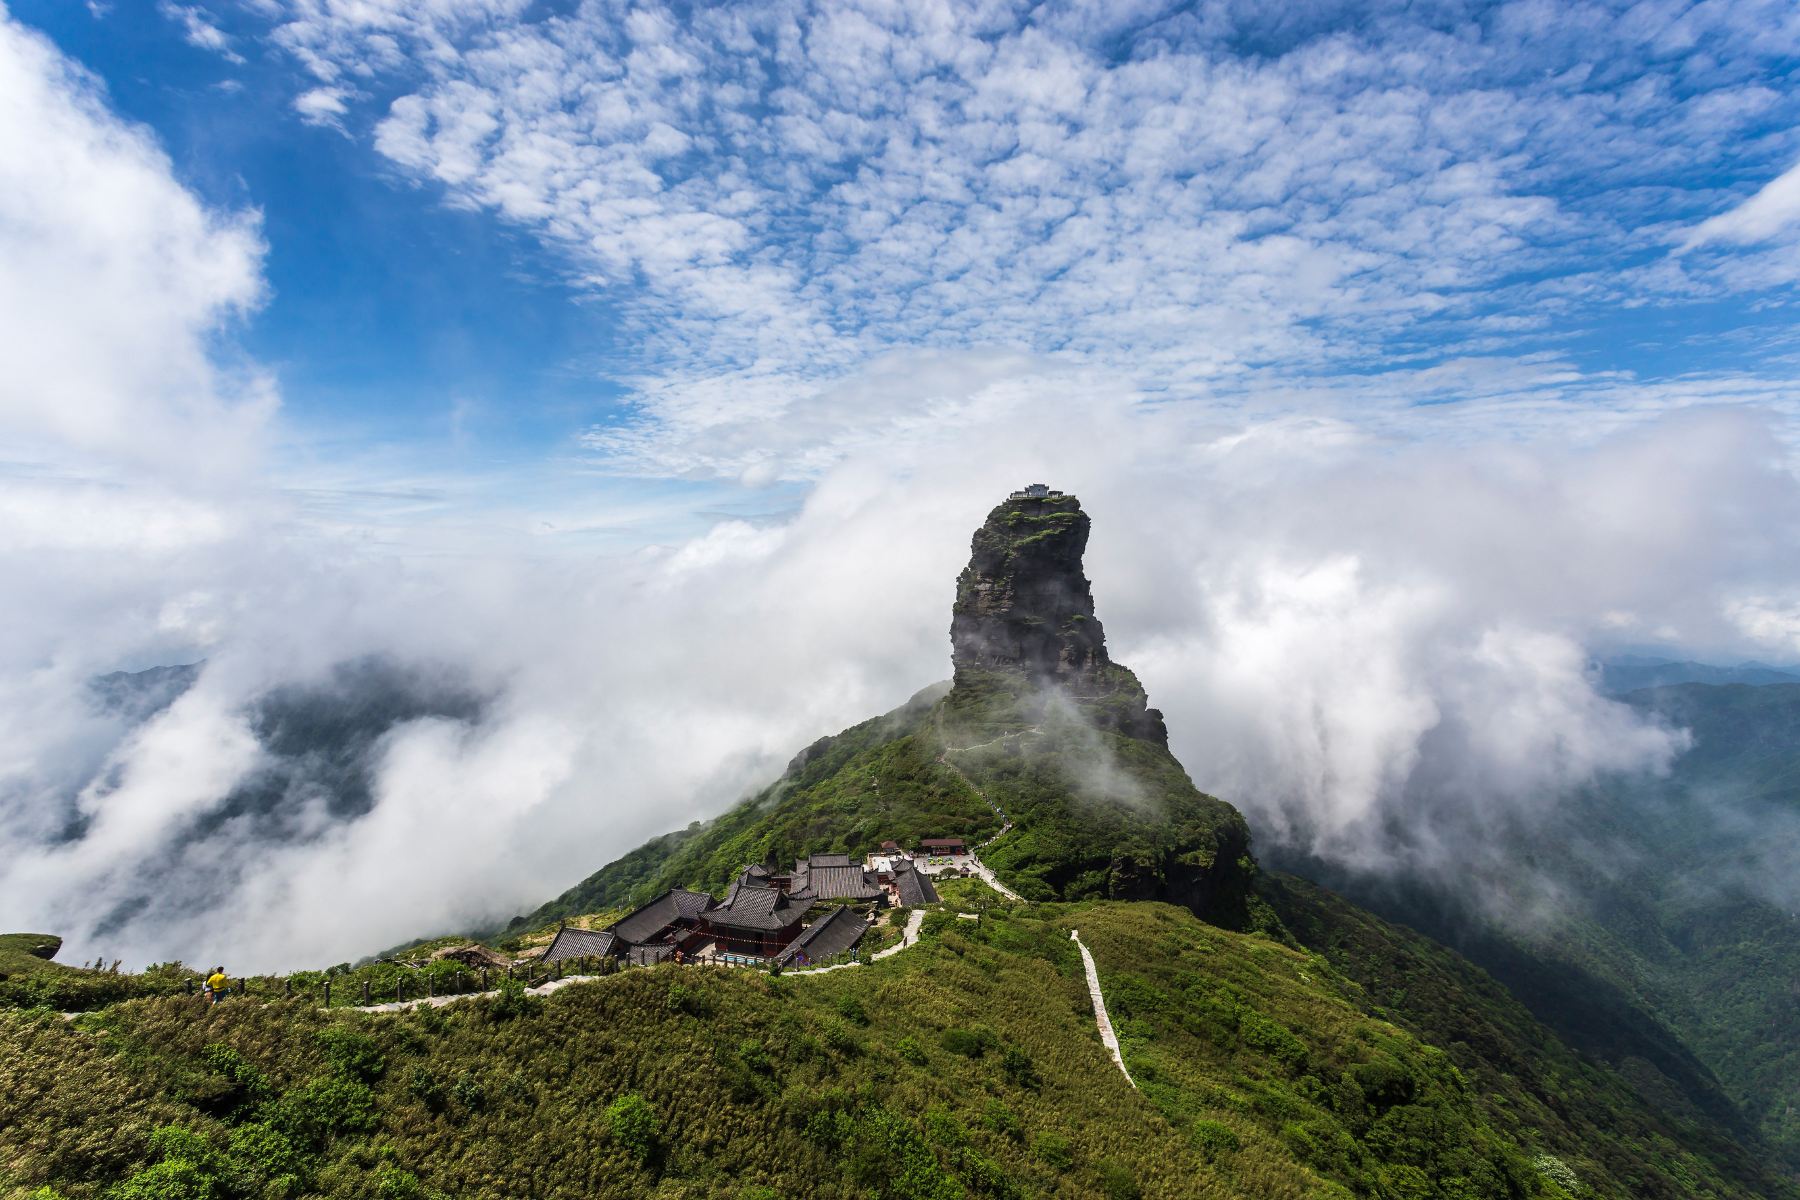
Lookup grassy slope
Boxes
[9,902,1781,1200]
[1261,873,1795,1200]
[504,674,1251,938]
[1290,682,1800,1171]
[0,935,194,1012]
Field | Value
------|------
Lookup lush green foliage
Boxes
[511,665,1253,937]
[0,936,195,1012]
[1262,873,1796,1200]
[6,902,1788,1200]
[1284,681,1800,1171]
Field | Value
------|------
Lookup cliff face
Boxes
[949,488,1167,744]
[951,492,1109,682]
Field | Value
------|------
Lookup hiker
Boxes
[206,965,228,1006]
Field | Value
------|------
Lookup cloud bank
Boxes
[4,4,1800,973]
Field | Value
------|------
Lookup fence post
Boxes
[282,977,291,999]
[481,968,489,990]
[323,980,331,1008]
[362,980,371,1006]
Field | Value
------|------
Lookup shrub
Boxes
[1239,1012,1308,1073]
[373,1166,425,1200]
[407,1066,446,1112]
[487,975,535,1021]
[268,1077,379,1146]
[1190,1119,1241,1157]
[835,994,869,1025]
[224,1122,308,1191]
[107,1158,219,1200]
[981,1100,1021,1140]
[895,1035,928,1066]
[197,1044,270,1112]
[941,1026,997,1058]
[606,1093,659,1166]
[1350,1059,1417,1110]
[666,983,709,1016]
[1095,1159,1142,1200]
[1001,1046,1039,1089]
[451,1070,487,1112]
[316,1026,385,1083]
[1032,1132,1073,1169]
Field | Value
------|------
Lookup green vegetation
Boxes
[1262,875,1794,1199]
[0,935,194,1012]
[507,665,1251,939]
[1294,681,1800,1171]
[6,902,1788,1199]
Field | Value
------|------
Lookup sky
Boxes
[3,0,1800,969]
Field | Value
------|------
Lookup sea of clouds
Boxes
[5,4,1800,970]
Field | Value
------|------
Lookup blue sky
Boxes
[11,0,1800,504]
[8,1,1800,966]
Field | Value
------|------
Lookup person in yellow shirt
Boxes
[206,966,228,1005]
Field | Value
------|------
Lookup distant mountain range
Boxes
[1592,654,1800,694]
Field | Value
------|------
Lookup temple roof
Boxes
[541,927,617,964]
[610,887,716,945]
[778,906,868,965]
[706,882,805,931]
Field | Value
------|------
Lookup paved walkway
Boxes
[870,908,926,961]
[1070,929,1135,1089]
[965,853,1023,902]
[936,734,1033,901]
[351,973,595,1013]
[346,910,934,1005]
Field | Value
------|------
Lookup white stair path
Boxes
[1070,929,1136,1089]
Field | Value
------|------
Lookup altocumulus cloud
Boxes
[255,0,1800,479]
[4,4,1800,970]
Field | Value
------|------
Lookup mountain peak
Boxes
[950,485,1110,684]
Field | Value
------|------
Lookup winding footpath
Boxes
[936,727,1038,902]
[1070,929,1136,1089]
[343,910,932,1009]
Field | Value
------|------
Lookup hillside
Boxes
[503,488,1251,938]
[1281,680,1800,1171]
[9,489,1798,1199]
[8,900,1794,1200]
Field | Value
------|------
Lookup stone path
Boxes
[870,908,926,961]
[345,909,934,1005]
[935,734,1034,900]
[351,973,595,1013]
[1070,929,1136,1089]
[965,853,1024,902]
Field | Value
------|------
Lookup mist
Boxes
[6,8,1800,973]
[7,388,1800,971]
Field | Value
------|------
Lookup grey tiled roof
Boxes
[804,853,854,869]
[610,887,716,945]
[894,861,940,906]
[541,927,617,964]
[778,906,868,964]
[704,883,805,932]
[794,864,883,902]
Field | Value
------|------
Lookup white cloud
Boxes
[292,85,350,129]
[1682,155,1800,249]
[5,2,1800,974]
[158,2,245,64]
[243,0,1800,480]
[0,13,270,480]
